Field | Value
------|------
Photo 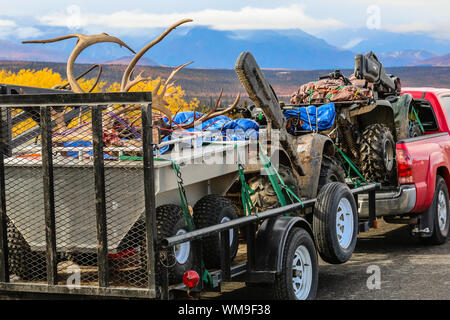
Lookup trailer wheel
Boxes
[420,176,450,245]
[273,227,318,300]
[7,220,47,280]
[193,195,239,268]
[156,204,195,284]
[313,182,358,264]
[318,156,346,192]
[360,123,396,183]
[248,164,301,215]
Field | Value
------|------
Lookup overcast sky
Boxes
[1,0,449,40]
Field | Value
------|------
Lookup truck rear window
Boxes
[441,96,450,120]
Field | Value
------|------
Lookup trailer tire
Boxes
[193,195,239,268]
[420,176,450,245]
[248,164,301,215]
[318,156,346,192]
[156,204,195,284]
[313,182,358,264]
[360,123,396,183]
[7,219,47,280]
[273,227,318,300]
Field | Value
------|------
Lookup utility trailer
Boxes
[0,87,378,300]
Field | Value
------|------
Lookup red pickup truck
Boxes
[359,88,450,244]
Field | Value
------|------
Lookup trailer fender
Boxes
[295,133,335,199]
[254,216,313,274]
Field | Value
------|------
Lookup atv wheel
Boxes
[273,228,318,300]
[247,164,301,215]
[318,156,346,192]
[193,195,239,268]
[7,220,47,280]
[313,182,358,264]
[360,123,396,183]
[155,204,195,284]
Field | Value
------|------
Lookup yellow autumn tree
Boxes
[0,68,200,136]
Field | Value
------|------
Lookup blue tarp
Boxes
[283,102,336,132]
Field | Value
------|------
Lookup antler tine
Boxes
[121,19,193,91]
[58,64,103,92]
[123,70,147,92]
[24,33,135,93]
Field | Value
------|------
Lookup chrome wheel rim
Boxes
[174,229,190,264]
[437,190,448,232]
[292,245,313,300]
[336,198,354,249]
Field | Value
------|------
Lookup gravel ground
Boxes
[202,220,450,300]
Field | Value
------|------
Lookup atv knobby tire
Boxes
[360,123,396,183]
[318,156,346,192]
[193,195,239,268]
[155,204,195,284]
[7,219,47,280]
[247,164,301,215]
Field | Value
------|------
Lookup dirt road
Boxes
[202,221,450,300]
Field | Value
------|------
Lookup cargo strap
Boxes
[334,145,368,188]
[234,144,255,216]
[154,158,213,285]
[410,106,425,133]
[258,144,303,214]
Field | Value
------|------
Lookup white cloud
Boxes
[39,5,346,32]
[0,19,16,27]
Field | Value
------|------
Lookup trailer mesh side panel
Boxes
[2,102,154,292]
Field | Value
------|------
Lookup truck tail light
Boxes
[397,148,414,184]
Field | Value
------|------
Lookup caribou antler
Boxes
[115,61,193,123]
[55,64,103,93]
[120,19,193,92]
[179,92,241,130]
[23,33,135,93]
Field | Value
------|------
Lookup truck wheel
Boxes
[313,182,358,264]
[193,195,239,268]
[360,123,396,183]
[420,176,450,245]
[273,228,318,300]
[156,204,195,284]
[248,164,301,215]
[318,156,346,192]
[7,220,47,280]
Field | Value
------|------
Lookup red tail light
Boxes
[183,270,200,289]
[397,148,414,184]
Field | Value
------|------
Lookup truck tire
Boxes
[313,182,358,264]
[247,164,301,215]
[7,220,47,280]
[156,204,195,284]
[318,156,346,192]
[273,227,318,300]
[360,123,396,183]
[420,176,450,245]
[193,195,239,268]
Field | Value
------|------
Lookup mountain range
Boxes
[1,26,450,69]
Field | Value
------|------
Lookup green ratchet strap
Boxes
[410,106,425,133]
[334,145,368,188]
[326,86,344,100]
[258,144,303,215]
[154,157,212,285]
[234,144,255,216]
